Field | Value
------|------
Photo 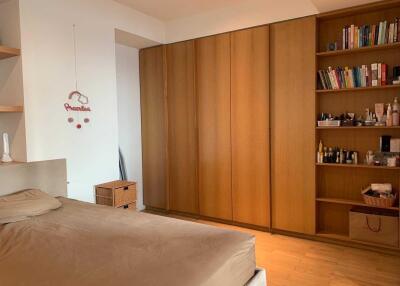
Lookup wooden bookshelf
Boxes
[0,105,23,113]
[316,125,400,130]
[316,232,400,251]
[316,197,399,211]
[0,46,20,60]
[316,163,400,170]
[316,85,400,93]
[316,42,400,57]
[316,0,400,251]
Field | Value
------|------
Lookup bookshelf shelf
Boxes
[316,197,399,211]
[0,105,23,113]
[316,163,400,170]
[316,126,400,130]
[316,232,400,251]
[0,46,20,60]
[317,42,400,57]
[316,85,400,94]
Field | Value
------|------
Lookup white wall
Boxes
[115,44,143,210]
[17,0,163,202]
[165,0,318,43]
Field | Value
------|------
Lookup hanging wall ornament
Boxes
[65,24,92,129]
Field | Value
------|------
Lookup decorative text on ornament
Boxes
[64,103,91,112]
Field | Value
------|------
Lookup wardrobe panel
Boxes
[166,41,198,214]
[139,46,168,210]
[231,26,270,227]
[270,17,316,234]
[196,34,232,220]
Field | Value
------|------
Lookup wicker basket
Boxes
[362,187,397,208]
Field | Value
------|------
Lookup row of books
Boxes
[318,63,388,90]
[342,19,400,49]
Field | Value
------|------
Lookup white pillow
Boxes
[0,189,62,224]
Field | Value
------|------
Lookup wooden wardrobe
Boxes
[139,46,168,210]
[196,34,233,221]
[270,16,316,234]
[230,26,270,227]
[166,41,198,215]
[140,20,311,230]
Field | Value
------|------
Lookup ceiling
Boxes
[114,0,382,21]
[114,0,249,21]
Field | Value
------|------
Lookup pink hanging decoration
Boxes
[65,24,92,130]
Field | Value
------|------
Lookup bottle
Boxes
[317,140,324,163]
[393,97,399,126]
[339,149,344,164]
[386,103,393,127]
[323,147,328,163]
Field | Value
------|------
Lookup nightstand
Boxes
[95,180,136,209]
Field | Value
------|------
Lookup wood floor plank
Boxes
[196,219,400,286]
[144,211,400,286]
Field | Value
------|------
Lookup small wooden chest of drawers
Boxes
[95,180,136,209]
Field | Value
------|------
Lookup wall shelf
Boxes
[0,161,24,167]
[316,126,400,130]
[317,85,400,94]
[0,105,23,113]
[316,197,399,211]
[0,45,20,60]
[316,163,400,170]
[316,232,400,251]
[316,42,400,57]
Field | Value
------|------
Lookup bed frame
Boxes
[0,159,67,197]
[246,268,267,286]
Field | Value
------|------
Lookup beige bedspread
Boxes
[0,198,256,286]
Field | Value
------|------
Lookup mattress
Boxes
[0,198,256,286]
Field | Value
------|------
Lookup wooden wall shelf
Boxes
[317,85,400,94]
[0,105,23,113]
[317,42,400,57]
[316,126,400,130]
[0,46,20,60]
[316,197,399,211]
[316,163,400,170]
[316,232,400,251]
[0,161,24,167]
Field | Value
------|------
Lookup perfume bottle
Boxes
[393,97,399,126]
[386,103,393,127]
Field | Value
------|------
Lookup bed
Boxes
[0,193,266,285]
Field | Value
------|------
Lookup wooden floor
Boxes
[197,220,400,286]
[144,210,400,285]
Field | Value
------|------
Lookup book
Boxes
[378,63,382,86]
[350,24,355,49]
[371,63,378,87]
[318,70,327,90]
[382,64,387,86]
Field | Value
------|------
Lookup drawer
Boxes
[96,187,113,206]
[114,185,136,207]
[118,202,136,211]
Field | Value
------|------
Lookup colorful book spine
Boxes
[318,63,388,90]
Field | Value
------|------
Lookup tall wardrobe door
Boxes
[139,46,168,210]
[196,34,232,220]
[166,41,198,214]
[231,26,270,227]
[270,17,316,234]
